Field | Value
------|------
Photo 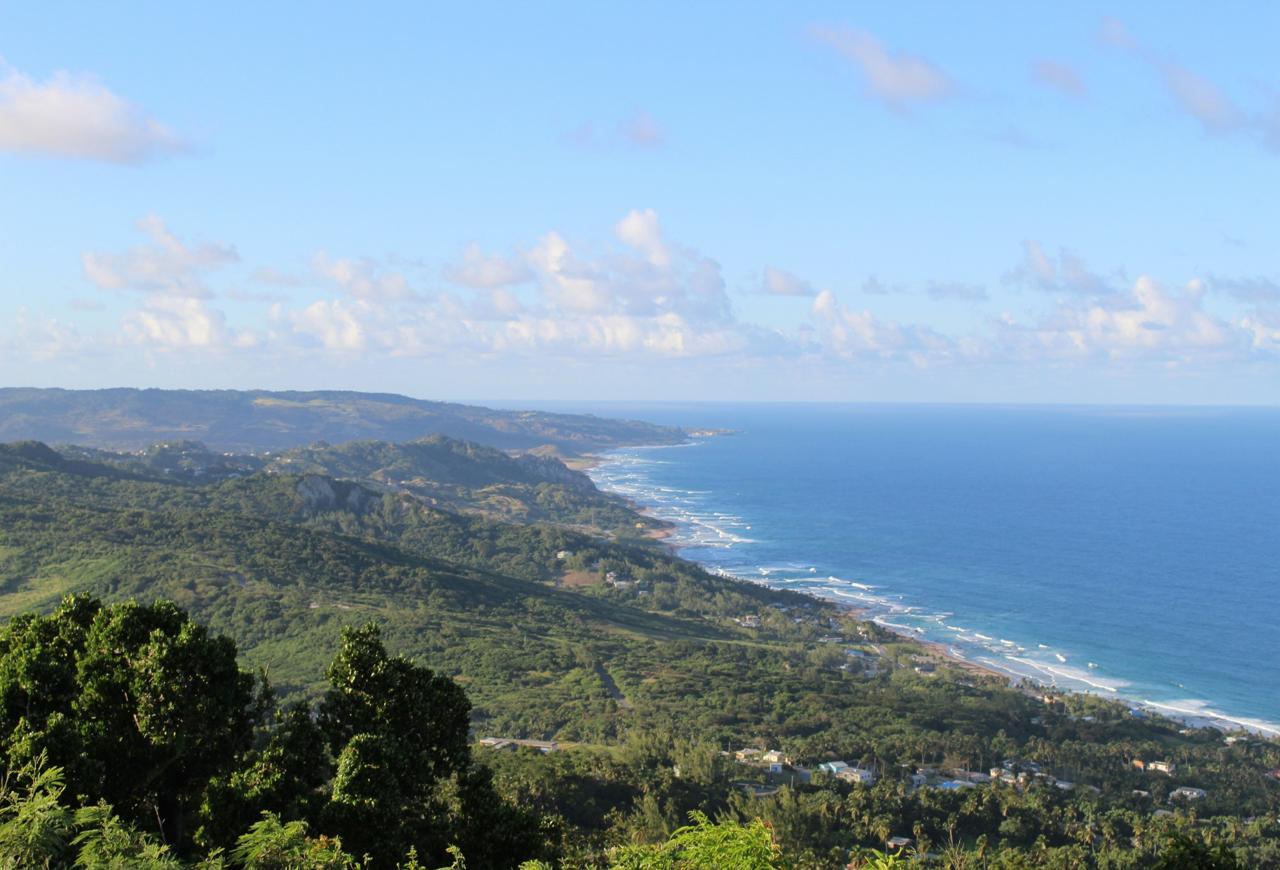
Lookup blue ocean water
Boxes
[560,403,1280,733]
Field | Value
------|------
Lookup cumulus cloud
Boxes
[0,67,185,163]
[810,26,954,112]
[1006,241,1111,296]
[1031,59,1086,98]
[810,289,955,365]
[443,243,533,289]
[758,267,816,297]
[996,276,1273,363]
[82,216,237,298]
[36,213,1280,375]
[122,296,256,351]
[522,209,731,325]
[312,253,414,302]
[6,309,85,361]
[614,208,670,268]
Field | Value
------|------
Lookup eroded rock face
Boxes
[296,475,338,509]
[296,474,373,514]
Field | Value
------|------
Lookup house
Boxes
[818,760,849,775]
[555,550,571,560]
[734,748,762,763]
[836,767,877,786]
[886,837,913,850]
[736,615,761,628]
[1147,760,1176,775]
[1170,786,1206,800]
[1131,759,1146,771]
[761,750,789,765]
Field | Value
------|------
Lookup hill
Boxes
[59,435,665,535]
[0,387,686,453]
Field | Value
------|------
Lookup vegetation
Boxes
[0,439,1275,866]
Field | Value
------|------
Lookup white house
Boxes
[836,767,877,785]
[1170,786,1206,800]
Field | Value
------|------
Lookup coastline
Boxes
[585,443,1280,739]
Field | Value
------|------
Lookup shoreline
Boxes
[586,444,1280,740]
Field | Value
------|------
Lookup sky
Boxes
[1,2,1278,404]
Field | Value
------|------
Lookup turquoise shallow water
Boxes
[550,403,1280,734]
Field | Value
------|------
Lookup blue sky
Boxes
[1,2,1278,403]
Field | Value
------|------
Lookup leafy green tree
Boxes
[0,755,73,868]
[230,812,358,869]
[199,703,331,850]
[71,803,182,868]
[608,811,784,869]
[319,623,544,867]
[0,595,267,849]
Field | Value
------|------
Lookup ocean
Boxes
[545,402,1279,734]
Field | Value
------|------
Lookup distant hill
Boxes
[59,434,665,534]
[0,388,686,454]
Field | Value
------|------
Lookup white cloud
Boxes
[6,309,85,361]
[1006,241,1110,296]
[525,210,731,325]
[82,216,238,298]
[614,208,670,268]
[1031,60,1085,98]
[121,296,256,351]
[312,253,414,302]
[0,67,185,164]
[810,26,954,112]
[529,231,612,313]
[443,243,533,289]
[285,299,370,351]
[810,289,955,365]
[997,276,1261,362]
[759,267,816,297]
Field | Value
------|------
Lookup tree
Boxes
[318,623,543,867]
[608,811,784,869]
[0,596,266,849]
